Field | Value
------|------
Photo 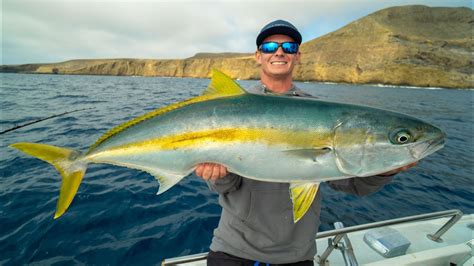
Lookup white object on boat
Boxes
[363,227,411,258]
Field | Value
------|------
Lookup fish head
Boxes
[333,109,445,177]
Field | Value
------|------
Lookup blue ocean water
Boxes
[0,73,472,264]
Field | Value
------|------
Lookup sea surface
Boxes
[1,73,472,265]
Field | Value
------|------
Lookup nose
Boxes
[274,46,285,56]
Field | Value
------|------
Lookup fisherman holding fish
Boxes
[11,18,443,266]
[196,20,417,266]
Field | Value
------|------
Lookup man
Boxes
[196,20,416,265]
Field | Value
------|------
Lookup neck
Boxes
[260,74,293,93]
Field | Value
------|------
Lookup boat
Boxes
[162,209,473,265]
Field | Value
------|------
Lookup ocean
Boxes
[1,73,472,265]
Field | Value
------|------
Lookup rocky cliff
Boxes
[2,5,472,88]
[294,5,473,88]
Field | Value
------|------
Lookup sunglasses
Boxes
[259,42,299,54]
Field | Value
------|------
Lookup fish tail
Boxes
[10,142,87,219]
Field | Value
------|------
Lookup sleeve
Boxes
[206,173,243,194]
[327,175,394,196]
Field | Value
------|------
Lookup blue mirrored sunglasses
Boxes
[259,42,299,54]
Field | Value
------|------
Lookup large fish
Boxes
[10,70,445,222]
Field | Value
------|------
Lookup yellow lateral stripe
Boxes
[88,69,246,153]
[88,128,333,158]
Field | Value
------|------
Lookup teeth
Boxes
[271,62,287,65]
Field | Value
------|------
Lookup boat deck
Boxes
[162,211,473,266]
[317,213,473,265]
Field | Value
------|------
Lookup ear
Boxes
[255,51,262,65]
[295,51,301,64]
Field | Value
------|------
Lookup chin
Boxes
[269,69,292,76]
[269,65,290,71]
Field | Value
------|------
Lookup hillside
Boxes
[295,5,473,88]
[1,5,472,88]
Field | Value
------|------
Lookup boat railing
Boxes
[162,252,208,266]
[333,221,358,266]
[316,209,463,265]
[162,209,463,266]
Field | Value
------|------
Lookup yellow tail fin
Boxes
[9,142,87,219]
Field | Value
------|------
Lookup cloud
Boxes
[2,0,471,64]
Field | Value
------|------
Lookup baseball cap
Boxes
[256,20,302,47]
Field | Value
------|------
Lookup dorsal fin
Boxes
[88,69,245,153]
[203,69,247,97]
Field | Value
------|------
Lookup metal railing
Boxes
[333,222,358,266]
[316,209,463,265]
[162,253,208,266]
[162,209,463,266]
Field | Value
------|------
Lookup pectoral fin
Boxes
[284,148,331,162]
[289,182,320,223]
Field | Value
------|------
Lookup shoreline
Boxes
[2,6,472,90]
[2,71,471,90]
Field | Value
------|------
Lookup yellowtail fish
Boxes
[10,70,445,222]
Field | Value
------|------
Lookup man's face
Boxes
[255,34,301,79]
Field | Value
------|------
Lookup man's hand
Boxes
[195,163,228,181]
[379,162,418,176]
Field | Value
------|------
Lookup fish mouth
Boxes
[411,135,445,160]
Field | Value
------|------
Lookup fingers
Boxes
[195,164,205,177]
[210,164,222,180]
[195,163,227,181]
[202,163,214,180]
[219,164,228,178]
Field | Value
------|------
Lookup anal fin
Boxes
[141,167,186,195]
[290,182,320,223]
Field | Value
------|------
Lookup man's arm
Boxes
[328,162,417,196]
[196,162,417,195]
[327,176,393,196]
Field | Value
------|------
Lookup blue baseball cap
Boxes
[256,19,302,47]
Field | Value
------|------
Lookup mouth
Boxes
[424,135,445,155]
[411,135,445,159]
[271,61,287,65]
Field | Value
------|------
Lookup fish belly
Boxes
[87,141,347,183]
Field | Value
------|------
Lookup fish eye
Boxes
[397,134,410,143]
[390,129,412,145]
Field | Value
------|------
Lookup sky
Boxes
[1,0,471,65]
